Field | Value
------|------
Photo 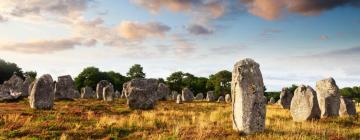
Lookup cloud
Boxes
[0,15,7,22]
[117,21,171,41]
[0,37,95,54]
[240,0,360,20]
[320,35,329,40]
[187,24,213,35]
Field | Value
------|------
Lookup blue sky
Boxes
[0,0,359,91]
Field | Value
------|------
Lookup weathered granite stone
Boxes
[181,88,194,102]
[290,85,321,122]
[54,75,77,100]
[278,87,293,109]
[103,85,114,101]
[29,74,55,109]
[171,91,178,100]
[206,91,216,102]
[96,80,111,100]
[232,58,267,134]
[217,96,225,102]
[0,74,24,101]
[81,86,95,99]
[114,90,121,98]
[315,78,340,118]
[194,93,204,100]
[156,83,170,100]
[73,89,81,99]
[176,94,182,104]
[22,77,34,97]
[124,79,159,109]
[225,94,231,103]
[339,96,357,116]
[268,97,276,104]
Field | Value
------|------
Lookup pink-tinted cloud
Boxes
[320,35,329,40]
[117,21,171,41]
[0,37,95,54]
[240,0,360,20]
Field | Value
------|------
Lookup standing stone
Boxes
[120,91,126,99]
[206,91,216,102]
[339,96,357,116]
[156,83,170,100]
[194,93,204,100]
[0,74,24,101]
[81,86,95,99]
[29,74,55,109]
[114,90,121,98]
[176,94,182,104]
[171,91,178,100]
[225,94,231,103]
[96,80,111,100]
[22,77,34,97]
[268,97,276,104]
[278,87,293,109]
[181,88,194,102]
[73,89,81,99]
[232,58,267,134]
[124,79,159,109]
[217,96,225,102]
[103,85,114,101]
[54,75,77,100]
[290,85,321,122]
[315,78,340,118]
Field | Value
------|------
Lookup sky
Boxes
[0,0,359,91]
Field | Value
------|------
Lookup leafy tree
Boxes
[207,70,232,97]
[105,71,128,91]
[24,71,37,79]
[288,84,298,94]
[166,71,185,92]
[127,64,145,79]
[74,67,106,90]
[0,59,24,84]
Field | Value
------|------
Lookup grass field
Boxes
[0,99,359,140]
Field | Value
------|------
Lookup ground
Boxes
[0,99,359,140]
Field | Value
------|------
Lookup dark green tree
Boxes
[105,71,128,91]
[0,59,24,84]
[74,67,106,90]
[166,71,185,92]
[24,71,37,79]
[127,64,145,79]
[207,70,232,97]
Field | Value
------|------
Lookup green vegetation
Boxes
[127,64,146,79]
[340,86,360,102]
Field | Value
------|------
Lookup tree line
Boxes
[1,58,359,101]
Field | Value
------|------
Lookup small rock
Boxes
[194,93,204,100]
[217,96,225,102]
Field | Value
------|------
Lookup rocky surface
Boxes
[232,58,267,134]
[194,93,204,100]
[290,85,321,122]
[96,80,112,100]
[156,83,170,100]
[278,87,293,109]
[206,91,216,102]
[339,96,357,116]
[124,79,158,109]
[225,94,231,103]
[315,78,340,118]
[217,96,225,102]
[181,88,194,102]
[103,85,114,101]
[81,86,95,99]
[54,75,77,100]
[29,74,55,109]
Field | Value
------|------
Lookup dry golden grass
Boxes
[0,99,359,140]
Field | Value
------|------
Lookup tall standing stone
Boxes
[29,74,54,109]
[290,85,320,122]
[176,94,182,104]
[339,96,357,117]
[232,58,267,134]
[81,86,95,99]
[181,88,194,102]
[171,91,178,100]
[54,75,77,100]
[206,91,216,102]
[103,85,114,101]
[96,80,111,100]
[315,78,340,118]
[22,77,34,97]
[225,94,231,103]
[278,87,293,109]
[156,83,170,101]
[124,79,159,109]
